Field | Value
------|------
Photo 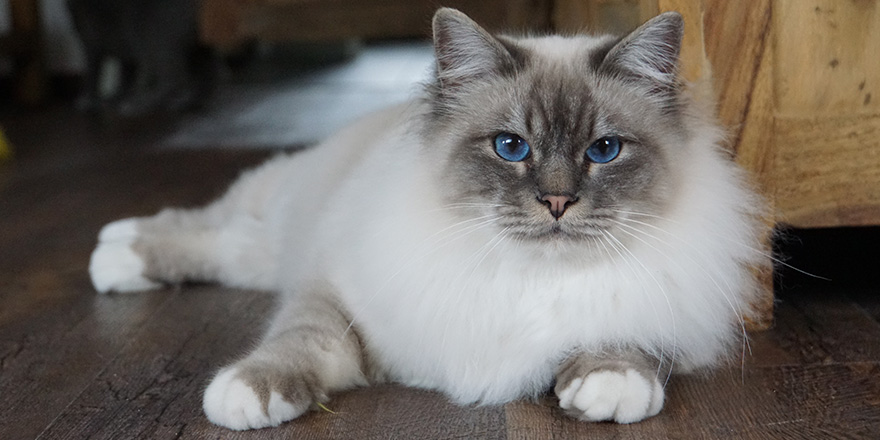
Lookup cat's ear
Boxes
[432,8,516,89]
[599,12,683,92]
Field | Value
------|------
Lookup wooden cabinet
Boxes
[662,0,880,229]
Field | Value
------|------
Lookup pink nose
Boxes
[540,194,576,220]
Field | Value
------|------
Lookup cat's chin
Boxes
[515,223,607,244]
[512,229,610,264]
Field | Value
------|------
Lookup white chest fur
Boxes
[313,164,698,404]
[273,104,756,405]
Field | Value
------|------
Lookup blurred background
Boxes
[0,0,605,147]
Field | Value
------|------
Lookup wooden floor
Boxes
[2,85,880,438]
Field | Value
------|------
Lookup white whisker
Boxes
[598,231,674,383]
[610,208,829,281]
[602,230,677,386]
[439,226,511,354]
[612,220,751,377]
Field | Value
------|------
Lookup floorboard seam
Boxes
[33,291,183,440]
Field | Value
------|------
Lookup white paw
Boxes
[89,219,161,293]
[557,369,664,424]
[98,218,140,242]
[203,367,307,431]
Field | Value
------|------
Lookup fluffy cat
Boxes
[89,8,769,430]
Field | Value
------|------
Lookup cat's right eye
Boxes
[585,136,622,164]
[494,133,531,162]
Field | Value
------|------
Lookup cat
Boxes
[88,8,770,430]
[67,0,217,116]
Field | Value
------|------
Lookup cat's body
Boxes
[89,9,768,430]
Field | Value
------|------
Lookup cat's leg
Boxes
[203,286,369,430]
[89,202,276,293]
[555,350,667,424]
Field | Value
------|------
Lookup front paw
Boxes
[556,368,664,424]
[203,365,317,430]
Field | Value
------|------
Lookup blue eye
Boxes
[586,136,621,163]
[494,133,531,162]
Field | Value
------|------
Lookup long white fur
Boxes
[191,73,761,407]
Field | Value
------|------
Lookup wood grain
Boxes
[677,0,880,229]
[36,288,274,439]
[656,0,706,82]
[553,0,645,35]
[773,0,879,116]
[772,113,880,226]
[700,0,773,153]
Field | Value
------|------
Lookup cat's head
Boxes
[424,8,693,248]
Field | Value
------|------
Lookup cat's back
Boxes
[245,99,430,286]
[295,98,423,181]
[228,98,423,212]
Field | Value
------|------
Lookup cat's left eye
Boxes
[494,133,531,162]
[585,136,622,164]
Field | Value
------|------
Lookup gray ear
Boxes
[432,8,515,89]
[600,12,684,89]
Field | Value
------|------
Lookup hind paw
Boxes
[89,219,161,293]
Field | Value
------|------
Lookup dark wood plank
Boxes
[0,273,175,439]
[277,385,507,440]
[35,287,275,440]
[747,286,880,367]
